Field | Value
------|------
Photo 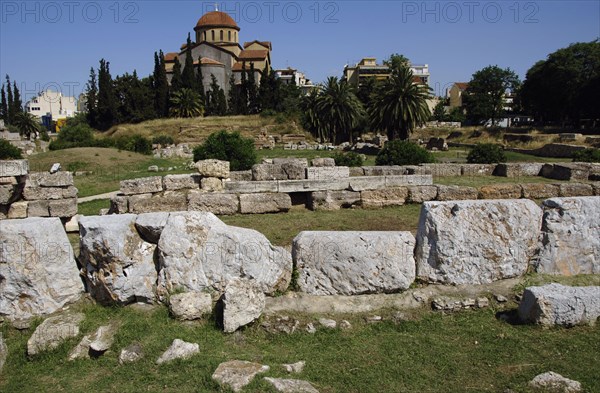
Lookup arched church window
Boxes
[220,30,223,41]
[228,31,231,41]
[211,30,215,41]
[203,31,206,41]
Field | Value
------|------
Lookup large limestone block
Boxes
[407,186,438,203]
[27,200,49,217]
[239,193,291,214]
[120,177,163,195]
[228,170,252,181]
[196,159,230,179]
[558,183,594,197]
[518,283,600,326]
[0,160,28,177]
[80,214,157,305]
[109,195,129,214]
[188,191,239,215]
[494,163,543,177]
[200,177,223,192]
[309,190,360,211]
[252,163,288,181]
[416,200,542,285]
[306,166,350,180]
[460,164,496,176]
[360,187,408,208]
[435,185,478,201]
[158,212,292,295]
[28,172,73,187]
[362,166,405,176]
[478,184,522,199]
[49,198,77,218]
[0,218,82,320]
[128,192,187,214]
[7,201,27,219]
[521,183,560,199]
[222,278,265,332]
[536,197,600,275]
[162,174,201,191]
[293,231,416,295]
[273,158,308,180]
[22,186,68,201]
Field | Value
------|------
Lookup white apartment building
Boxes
[25,90,77,120]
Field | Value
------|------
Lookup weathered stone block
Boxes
[200,177,223,192]
[27,200,49,217]
[239,193,291,214]
[521,183,560,199]
[558,183,594,197]
[252,164,288,181]
[407,185,438,203]
[435,185,478,201]
[478,184,522,199]
[385,175,433,187]
[416,199,542,285]
[163,174,201,191]
[109,195,129,214]
[7,201,27,219]
[23,186,64,201]
[120,177,163,195]
[536,197,600,275]
[273,158,308,180]
[135,212,169,244]
[420,163,462,177]
[277,179,349,193]
[224,180,279,193]
[0,160,28,177]
[28,172,74,187]
[188,191,239,215]
[545,163,590,181]
[361,187,408,208]
[196,159,229,179]
[349,167,365,177]
[460,164,496,177]
[128,192,187,214]
[0,185,15,204]
[311,157,335,167]
[362,166,405,176]
[293,231,416,295]
[0,176,17,185]
[309,190,360,211]
[228,170,252,181]
[306,166,350,180]
[494,163,543,177]
[49,198,77,218]
[348,176,386,191]
[519,283,600,326]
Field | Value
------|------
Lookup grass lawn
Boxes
[78,199,110,216]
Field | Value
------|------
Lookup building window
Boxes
[228,31,231,41]
[234,32,237,41]
[220,30,223,41]
[211,30,215,41]
[203,31,206,41]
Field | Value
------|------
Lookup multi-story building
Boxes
[275,67,316,94]
[25,90,77,120]
[447,82,469,108]
[343,58,430,87]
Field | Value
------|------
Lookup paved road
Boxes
[78,191,119,204]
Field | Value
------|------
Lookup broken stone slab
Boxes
[0,160,28,177]
[169,291,213,321]
[156,339,200,364]
[0,217,82,320]
[252,163,288,181]
[306,166,350,180]
[294,231,416,295]
[420,163,462,177]
[128,192,188,214]
[416,199,542,285]
[135,212,170,244]
[188,191,239,215]
[283,361,305,374]
[68,323,118,360]
[27,172,73,187]
[119,342,144,364]
[518,283,600,327]
[277,179,350,193]
[27,312,85,356]
[545,163,591,181]
[435,185,478,201]
[109,195,129,214]
[162,174,201,191]
[362,166,406,176]
[273,158,308,180]
[478,184,522,199]
[528,371,582,393]
[536,197,600,275]
[224,180,279,193]
[22,186,74,201]
[68,335,92,360]
[309,190,360,211]
[239,193,291,214]
[196,159,230,179]
[385,175,433,187]
[348,176,386,192]
[360,187,408,208]
[158,212,292,296]
[120,176,163,195]
[49,198,78,218]
[264,378,320,393]
[558,183,594,197]
[80,214,157,305]
[212,360,270,392]
[318,318,336,328]
[221,278,266,333]
[406,185,438,203]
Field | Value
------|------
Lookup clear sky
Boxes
[1,0,599,102]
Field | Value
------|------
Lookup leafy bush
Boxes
[39,129,50,142]
[193,130,257,171]
[114,134,152,155]
[0,139,23,159]
[260,109,277,117]
[332,151,364,167]
[375,140,435,166]
[152,135,175,146]
[467,143,507,164]
[573,148,600,163]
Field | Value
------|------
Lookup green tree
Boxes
[114,71,154,124]
[97,59,117,130]
[432,100,447,121]
[369,65,432,140]
[356,76,378,108]
[258,64,279,112]
[247,62,259,114]
[463,65,520,125]
[300,88,324,142]
[170,57,183,92]
[521,41,600,126]
[196,56,206,105]
[316,77,365,144]
[6,75,14,125]
[12,81,22,117]
[181,33,197,90]
[0,85,7,123]
[239,63,249,115]
[192,130,257,170]
[227,73,242,115]
[206,74,226,116]
[0,139,23,159]
[376,140,435,165]
[384,53,410,71]
[153,51,170,118]
[86,66,99,127]
[13,111,40,140]
[169,88,203,118]
[467,143,507,164]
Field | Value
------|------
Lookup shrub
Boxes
[260,109,277,117]
[375,140,435,166]
[193,130,257,171]
[573,148,600,163]
[467,143,507,164]
[152,135,175,146]
[56,122,95,144]
[0,139,23,159]
[114,134,152,155]
[39,129,50,142]
[332,151,364,167]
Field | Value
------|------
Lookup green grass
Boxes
[1,299,598,393]
[78,199,110,216]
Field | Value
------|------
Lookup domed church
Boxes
[164,9,272,95]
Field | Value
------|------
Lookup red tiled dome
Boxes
[196,11,239,30]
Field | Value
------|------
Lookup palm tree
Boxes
[300,88,325,142]
[13,112,40,140]
[169,88,203,118]
[316,77,365,144]
[369,66,432,140]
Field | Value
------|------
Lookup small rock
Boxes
[148,165,159,172]
[318,318,336,329]
[529,371,582,393]
[89,323,118,353]
[461,298,476,308]
[222,279,266,333]
[27,312,85,356]
[282,360,306,374]
[339,320,352,330]
[156,339,199,364]
[64,215,79,233]
[476,297,490,308]
[212,360,269,392]
[261,315,300,334]
[365,315,382,323]
[50,163,61,174]
[264,377,320,393]
[119,343,144,364]
[169,292,212,321]
[68,335,92,361]
[0,334,7,373]
[11,319,32,330]
[392,312,409,323]
[495,294,508,303]
[305,323,316,334]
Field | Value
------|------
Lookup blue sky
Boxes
[1,0,598,102]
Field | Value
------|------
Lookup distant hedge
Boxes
[467,143,506,164]
[193,130,257,171]
[376,140,435,166]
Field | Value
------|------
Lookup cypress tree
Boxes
[196,55,206,105]
[171,57,183,92]
[258,64,280,112]
[239,63,249,115]
[153,51,170,117]
[0,85,7,123]
[247,62,259,114]
[86,67,98,127]
[181,33,196,90]
[227,73,240,115]
[12,81,22,116]
[97,59,117,131]
[6,75,13,125]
